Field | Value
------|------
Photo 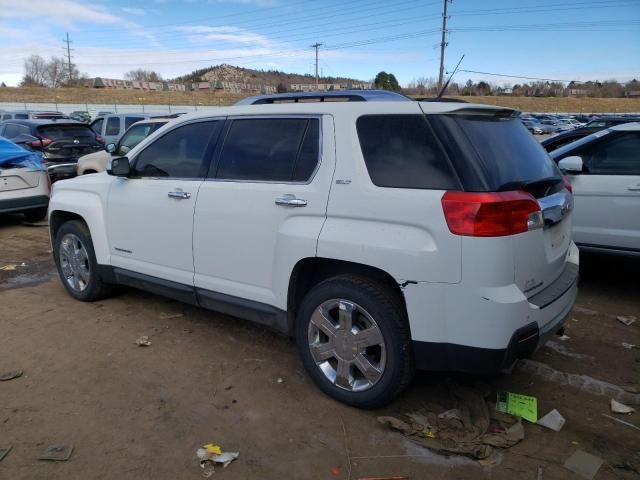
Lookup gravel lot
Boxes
[1,215,639,480]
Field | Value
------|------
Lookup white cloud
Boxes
[0,0,122,26]
[176,25,274,47]
[122,7,146,16]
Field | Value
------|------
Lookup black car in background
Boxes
[0,119,105,181]
[542,116,640,152]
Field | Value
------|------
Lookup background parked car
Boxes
[0,136,50,221]
[69,111,91,123]
[89,112,164,144]
[542,115,640,152]
[0,119,105,182]
[78,118,170,175]
[521,119,544,135]
[551,122,640,256]
[1,111,67,121]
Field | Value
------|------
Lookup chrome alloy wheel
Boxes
[307,299,386,392]
[59,233,90,292]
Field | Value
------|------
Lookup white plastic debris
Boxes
[135,336,151,347]
[537,409,566,432]
[197,445,239,470]
[610,399,635,414]
[616,315,636,326]
[622,343,637,350]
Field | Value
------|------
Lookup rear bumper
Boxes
[406,244,579,373]
[0,195,49,214]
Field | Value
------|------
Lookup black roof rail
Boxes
[235,89,410,105]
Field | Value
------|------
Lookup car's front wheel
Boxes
[53,220,112,301]
[296,275,415,408]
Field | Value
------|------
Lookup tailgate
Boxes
[0,168,40,191]
[44,140,100,160]
[513,190,574,298]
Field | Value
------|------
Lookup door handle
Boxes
[275,196,307,207]
[627,186,640,191]
[168,191,191,199]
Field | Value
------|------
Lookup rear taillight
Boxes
[29,137,53,149]
[442,191,543,237]
[95,134,105,145]
[563,175,573,193]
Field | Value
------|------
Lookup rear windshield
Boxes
[429,114,561,191]
[37,124,95,139]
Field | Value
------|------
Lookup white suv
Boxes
[48,92,579,407]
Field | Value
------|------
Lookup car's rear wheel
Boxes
[296,275,414,408]
[23,207,48,222]
[53,220,112,301]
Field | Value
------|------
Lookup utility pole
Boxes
[311,42,322,89]
[437,0,451,90]
[64,32,73,83]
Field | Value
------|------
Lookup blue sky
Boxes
[1,0,638,86]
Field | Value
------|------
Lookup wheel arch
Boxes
[286,257,408,335]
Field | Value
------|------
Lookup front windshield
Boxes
[550,128,612,159]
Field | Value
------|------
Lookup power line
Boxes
[458,69,576,83]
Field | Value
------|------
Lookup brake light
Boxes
[563,175,573,193]
[95,134,105,145]
[29,137,53,149]
[442,191,543,237]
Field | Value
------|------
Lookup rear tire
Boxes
[53,220,113,301]
[296,275,415,408]
[23,207,48,222]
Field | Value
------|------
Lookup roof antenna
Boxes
[436,54,465,101]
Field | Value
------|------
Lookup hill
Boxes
[171,64,368,90]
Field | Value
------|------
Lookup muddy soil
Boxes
[1,215,639,480]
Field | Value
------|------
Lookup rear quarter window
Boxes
[356,114,459,190]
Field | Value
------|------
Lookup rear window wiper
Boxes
[496,176,561,192]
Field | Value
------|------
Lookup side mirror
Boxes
[106,143,117,154]
[558,155,583,173]
[107,157,131,177]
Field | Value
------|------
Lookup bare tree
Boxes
[22,55,47,86]
[124,69,163,82]
[45,57,67,88]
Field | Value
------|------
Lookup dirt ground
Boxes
[1,215,639,480]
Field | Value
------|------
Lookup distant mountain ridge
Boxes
[171,63,367,90]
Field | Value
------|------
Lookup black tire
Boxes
[296,275,415,408]
[53,220,113,301]
[23,207,48,222]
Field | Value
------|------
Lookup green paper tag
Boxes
[496,391,538,423]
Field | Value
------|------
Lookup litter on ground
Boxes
[563,450,603,480]
[0,446,12,463]
[38,444,74,461]
[496,391,538,423]
[610,399,635,414]
[616,315,636,326]
[135,336,151,347]
[537,409,566,432]
[197,443,239,470]
[0,370,23,381]
[378,380,524,459]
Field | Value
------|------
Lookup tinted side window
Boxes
[105,117,120,136]
[15,114,28,119]
[216,118,319,182]
[125,116,145,129]
[133,121,220,179]
[2,114,11,120]
[91,118,104,135]
[586,133,640,175]
[357,115,458,189]
[3,123,30,139]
